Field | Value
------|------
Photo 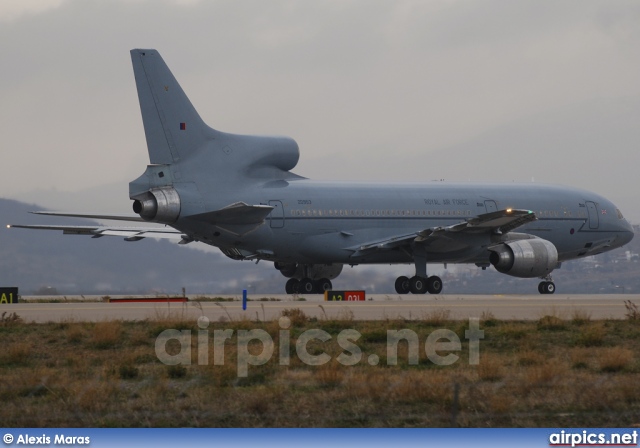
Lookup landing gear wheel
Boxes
[316,278,332,293]
[395,276,410,294]
[299,278,316,294]
[409,276,428,294]
[285,278,299,294]
[538,281,555,295]
[427,276,443,295]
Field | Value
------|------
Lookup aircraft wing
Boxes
[353,209,537,254]
[9,201,274,242]
[7,224,188,243]
[190,202,274,224]
[29,211,146,222]
[415,208,537,241]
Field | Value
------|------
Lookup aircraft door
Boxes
[484,200,498,213]
[269,200,285,228]
[586,201,599,229]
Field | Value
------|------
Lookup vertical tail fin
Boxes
[130,49,214,164]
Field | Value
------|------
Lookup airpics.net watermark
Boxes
[155,317,484,377]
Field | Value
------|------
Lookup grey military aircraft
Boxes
[10,49,635,295]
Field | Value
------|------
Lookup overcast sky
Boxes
[2,0,640,220]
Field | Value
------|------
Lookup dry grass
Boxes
[420,308,452,326]
[91,320,122,349]
[475,354,504,382]
[0,342,32,366]
[537,314,567,331]
[516,349,545,367]
[281,308,308,327]
[571,308,592,325]
[574,322,607,347]
[0,311,22,325]
[624,300,640,321]
[570,347,592,370]
[1,313,640,427]
[597,347,634,373]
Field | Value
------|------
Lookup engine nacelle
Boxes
[132,187,181,224]
[489,238,558,278]
[276,263,343,280]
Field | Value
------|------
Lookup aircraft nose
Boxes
[616,218,635,247]
[617,219,635,246]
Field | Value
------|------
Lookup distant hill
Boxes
[2,198,638,295]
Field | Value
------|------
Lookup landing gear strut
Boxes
[396,250,444,295]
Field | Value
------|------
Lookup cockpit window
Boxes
[616,209,624,220]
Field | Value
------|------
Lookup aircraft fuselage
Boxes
[175,179,633,267]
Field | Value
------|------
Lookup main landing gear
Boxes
[285,278,332,294]
[395,275,443,295]
[538,276,556,295]
[397,251,444,295]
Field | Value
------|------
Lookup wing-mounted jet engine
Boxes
[488,237,559,294]
[488,238,558,278]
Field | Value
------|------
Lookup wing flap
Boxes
[463,208,537,233]
[416,209,536,241]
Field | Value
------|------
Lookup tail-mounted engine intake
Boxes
[132,187,181,224]
[488,238,558,278]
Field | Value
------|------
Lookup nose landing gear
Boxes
[538,276,556,294]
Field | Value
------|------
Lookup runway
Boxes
[2,294,637,323]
